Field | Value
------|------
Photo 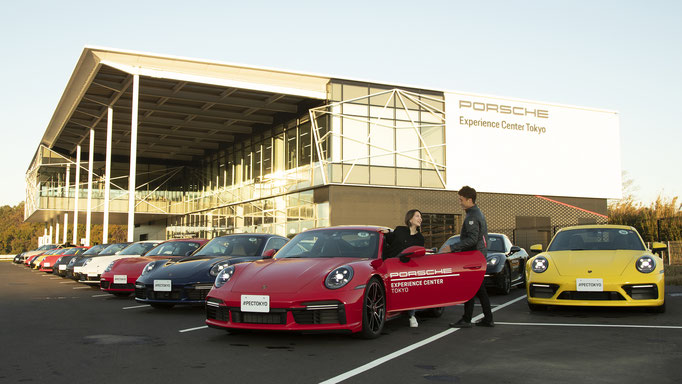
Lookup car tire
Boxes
[424,307,445,318]
[497,264,511,295]
[150,303,175,309]
[360,277,386,339]
[527,302,546,312]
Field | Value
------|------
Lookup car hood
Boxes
[107,256,176,276]
[140,257,228,281]
[230,257,361,294]
[545,250,643,277]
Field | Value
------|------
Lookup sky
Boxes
[0,0,680,207]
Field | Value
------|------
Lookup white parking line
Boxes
[50,277,61,280]
[179,326,209,333]
[92,294,110,297]
[73,286,91,289]
[320,295,527,384]
[122,304,151,310]
[495,322,682,330]
[59,281,76,284]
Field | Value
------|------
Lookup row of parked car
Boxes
[14,224,665,338]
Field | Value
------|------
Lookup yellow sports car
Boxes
[527,225,666,312]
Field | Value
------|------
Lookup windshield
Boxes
[38,244,57,251]
[276,229,379,259]
[194,236,264,257]
[120,242,161,256]
[487,236,506,252]
[147,241,203,257]
[82,244,108,256]
[62,248,81,256]
[548,228,645,251]
[98,243,130,256]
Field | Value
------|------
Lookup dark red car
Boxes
[100,239,208,296]
[205,226,486,338]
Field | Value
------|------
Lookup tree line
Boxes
[608,195,681,242]
[0,202,127,254]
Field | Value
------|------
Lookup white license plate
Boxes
[241,294,270,313]
[74,267,82,273]
[114,275,127,284]
[44,263,50,267]
[59,265,66,271]
[154,279,172,292]
[576,278,603,292]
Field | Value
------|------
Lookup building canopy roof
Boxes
[38,46,331,166]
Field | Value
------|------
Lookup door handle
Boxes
[463,265,482,270]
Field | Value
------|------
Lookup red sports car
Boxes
[205,226,486,338]
[39,247,88,272]
[100,239,208,296]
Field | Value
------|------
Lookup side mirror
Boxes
[397,246,426,262]
[262,249,278,259]
[651,242,667,252]
[510,246,521,254]
[530,244,543,253]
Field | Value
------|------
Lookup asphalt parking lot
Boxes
[2,261,681,384]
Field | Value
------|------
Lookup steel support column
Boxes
[103,107,113,244]
[73,146,81,245]
[85,129,94,246]
[63,213,68,244]
[127,74,139,242]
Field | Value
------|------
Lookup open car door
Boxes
[383,246,486,312]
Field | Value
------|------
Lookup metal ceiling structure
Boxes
[35,47,330,166]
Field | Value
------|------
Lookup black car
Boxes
[440,233,528,294]
[135,234,288,309]
[68,243,130,280]
[52,247,92,276]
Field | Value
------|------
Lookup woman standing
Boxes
[384,209,425,327]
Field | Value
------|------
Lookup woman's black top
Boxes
[383,226,425,259]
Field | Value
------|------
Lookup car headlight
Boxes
[56,257,63,264]
[325,266,354,289]
[104,261,116,273]
[68,258,76,266]
[531,256,548,273]
[636,255,656,273]
[141,261,156,276]
[82,258,92,267]
[487,256,501,266]
[214,266,235,288]
[210,261,230,277]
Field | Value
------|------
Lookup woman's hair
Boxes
[404,209,422,231]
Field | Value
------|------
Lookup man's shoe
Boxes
[475,319,495,327]
[409,316,418,328]
[449,319,472,328]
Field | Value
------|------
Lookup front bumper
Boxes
[100,277,135,293]
[205,289,365,333]
[527,274,665,307]
[134,283,214,306]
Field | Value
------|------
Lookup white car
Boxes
[79,240,162,284]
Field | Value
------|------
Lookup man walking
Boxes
[449,186,494,328]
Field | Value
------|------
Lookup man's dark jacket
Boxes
[450,205,488,256]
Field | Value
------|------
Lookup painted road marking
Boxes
[73,286,91,289]
[92,294,110,297]
[320,295,527,384]
[59,281,76,284]
[495,322,682,330]
[179,326,209,333]
[122,304,151,310]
